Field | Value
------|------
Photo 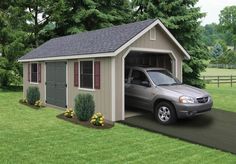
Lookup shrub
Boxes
[90,112,105,126]
[26,87,40,105]
[34,100,44,108]
[64,108,74,118]
[74,93,95,121]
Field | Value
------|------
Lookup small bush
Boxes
[64,108,74,118]
[34,100,44,108]
[74,93,95,121]
[27,87,40,105]
[90,112,105,126]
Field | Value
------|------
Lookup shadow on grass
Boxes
[0,86,23,92]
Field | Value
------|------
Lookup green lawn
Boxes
[205,84,236,113]
[201,68,236,76]
[0,89,236,163]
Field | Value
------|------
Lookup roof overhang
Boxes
[18,19,190,62]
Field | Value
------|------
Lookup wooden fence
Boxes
[201,75,236,87]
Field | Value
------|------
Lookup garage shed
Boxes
[19,19,190,122]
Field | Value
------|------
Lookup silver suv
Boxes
[125,66,213,124]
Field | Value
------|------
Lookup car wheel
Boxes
[154,102,177,125]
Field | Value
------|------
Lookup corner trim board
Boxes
[111,57,116,121]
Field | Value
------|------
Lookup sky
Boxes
[197,0,236,25]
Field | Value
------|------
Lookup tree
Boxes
[52,0,132,36]
[131,0,209,88]
[211,43,223,59]
[0,1,28,86]
[219,6,236,51]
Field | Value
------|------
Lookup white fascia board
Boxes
[18,52,115,62]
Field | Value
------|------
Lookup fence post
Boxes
[203,76,205,82]
[231,75,233,87]
[217,76,219,88]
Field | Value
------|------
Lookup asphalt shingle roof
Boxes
[20,19,156,60]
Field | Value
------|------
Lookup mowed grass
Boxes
[0,89,236,163]
[201,68,236,76]
[205,84,236,113]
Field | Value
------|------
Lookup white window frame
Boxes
[78,59,95,91]
[150,28,156,41]
[30,62,39,84]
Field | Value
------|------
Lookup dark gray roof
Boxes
[20,19,156,60]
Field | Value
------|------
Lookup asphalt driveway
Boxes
[120,108,236,155]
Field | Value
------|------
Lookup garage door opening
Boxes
[124,50,176,119]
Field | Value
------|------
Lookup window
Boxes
[131,70,149,86]
[31,63,38,83]
[150,28,156,40]
[80,61,93,89]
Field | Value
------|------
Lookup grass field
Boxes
[205,84,236,113]
[201,68,236,76]
[0,89,236,163]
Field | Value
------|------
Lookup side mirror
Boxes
[141,81,151,87]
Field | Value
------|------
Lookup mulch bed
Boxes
[19,101,45,110]
[57,113,114,129]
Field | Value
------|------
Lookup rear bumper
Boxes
[174,100,213,119]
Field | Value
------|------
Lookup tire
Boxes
[154,101,177,125]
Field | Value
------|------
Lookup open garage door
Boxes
[125,51,173,73]
[124,51,176,119]
[46,62,67,108]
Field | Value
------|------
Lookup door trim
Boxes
[45,61,68,108]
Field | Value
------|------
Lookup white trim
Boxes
[44,62,46,103]
[18,19,190,63]
[111,57,116,121]
[29,82,39,85]
[66,61,68,107]
[29,62,39,84]
[78,88,95,92]
[18,53,114,62]
[121,47,179,120]
[78,59,95,90]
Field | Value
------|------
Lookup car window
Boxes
[125,68,130,83]
[131,70,149,86]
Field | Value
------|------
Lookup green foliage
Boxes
[219,6,236,50]
[201,23,234,47]
[51,0,132,35]
[26,87,40,105]
[211,43,223,59]
[218,50,236,65]
[74,94,95,121]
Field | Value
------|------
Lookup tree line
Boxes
[0,0,216,88]
[202,6,236,66]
